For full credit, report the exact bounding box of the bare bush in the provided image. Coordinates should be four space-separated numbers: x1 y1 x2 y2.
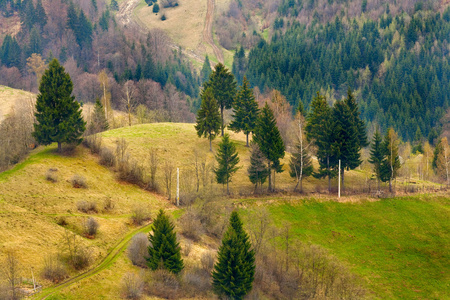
130 205 151 225
127 233 150 268
103 197 115 211
71 174 88 188
121 272 144 299
83 217 99 237
178 209 203 241
200 251 215 272
45 168 58 182
182 240 192 257
60 230 92 270
148 269 180 299
147 148 159 191
182 267 211 296
118 159 145 186
41 255 68 283
99 147 115 167
56 216 68 226
76 201 98 213
82 133 102 154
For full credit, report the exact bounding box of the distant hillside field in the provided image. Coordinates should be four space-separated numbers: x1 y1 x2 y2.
0 85 35 122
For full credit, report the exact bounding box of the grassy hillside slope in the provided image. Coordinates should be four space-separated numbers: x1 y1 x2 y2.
0 145 171 293
0 85 35 122
241 196 449 299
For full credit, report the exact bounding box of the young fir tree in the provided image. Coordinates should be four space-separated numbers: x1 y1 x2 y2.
368 129 384 191
332 89 367 190
253 103 285 192
228 77 259 147
33 59 86 152
214 134 240 194
204 63 237 136
305 92 336 192
212 211 255 300
290 114 313 194
89 98 109 134
200 55 212 84
147 209 183 274
380 128 401 192
195 87 221 151
247 143 269 193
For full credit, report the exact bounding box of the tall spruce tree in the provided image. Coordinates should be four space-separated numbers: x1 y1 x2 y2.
147 209 183 274
332 89 366 190
214 134 240 194
380 128 401 192
247 143 269 193
253 103 285 192
368 129 383 190
212 211 255 300
229 77 259 147
195 87 221 151
88 99 109 134
204 63 237 136
200 55 212 84
305 92 336 192
33 59 86 152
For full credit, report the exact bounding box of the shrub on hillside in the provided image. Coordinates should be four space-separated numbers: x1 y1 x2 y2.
83 217 99 237
152 3 159 13
121 272 144 299
83 134 102 154
60 230 92 270
130 205 151 225
42 255 68 283
46 168 58 182
178 209 203 241
103 197 115 211
182 267 211 296
71 174 88 188
99 147 115 167
127 233 150 268
148 269 180 299
76 200 98 213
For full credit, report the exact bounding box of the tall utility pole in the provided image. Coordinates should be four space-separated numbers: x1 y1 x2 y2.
176 168 180 206
338 159 341 199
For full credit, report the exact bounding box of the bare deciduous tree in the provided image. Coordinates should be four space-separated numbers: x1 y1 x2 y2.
164 161 174 200
1 251 21 300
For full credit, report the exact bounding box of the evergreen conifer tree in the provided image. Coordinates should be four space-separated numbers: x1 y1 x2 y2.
380 128 401 192
229 77 259 147
200 55 212 84
34 0 47 29
195 87 221 151
247 143 269 192
212 211 255 300
305 92 336 192
253 103 285 192
89 99 109 134
368 129 383 190
147 209 183 274
204 63 237 136
214 134 240 194
33 59 86 152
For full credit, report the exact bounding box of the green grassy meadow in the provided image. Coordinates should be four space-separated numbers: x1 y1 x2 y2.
244 196 450 299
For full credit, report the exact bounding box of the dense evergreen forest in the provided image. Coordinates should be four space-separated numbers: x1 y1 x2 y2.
0 0 199 120
231 2 450 141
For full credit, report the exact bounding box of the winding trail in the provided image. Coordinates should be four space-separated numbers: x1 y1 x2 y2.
33 222 154 300
203 0 223 63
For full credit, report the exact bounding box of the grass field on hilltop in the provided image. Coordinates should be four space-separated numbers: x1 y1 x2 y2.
238 195 450 299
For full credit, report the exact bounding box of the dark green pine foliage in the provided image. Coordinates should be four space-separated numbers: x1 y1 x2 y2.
229 77 259 147
33 59 86 152
0 35 21 68
253 103 285 192
214 134 240 194
34 0 47 29
380 128 401 192
110 0 119 10
368 129 383 190
147 209 184 274
195 87 221 151
231 46 246 86
212 211 255 300
305 92 336 192
247 143 269 192
200 55 212 84
204 63 237 136
332 88 367 189
28 27 42 56
432 139 443 170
